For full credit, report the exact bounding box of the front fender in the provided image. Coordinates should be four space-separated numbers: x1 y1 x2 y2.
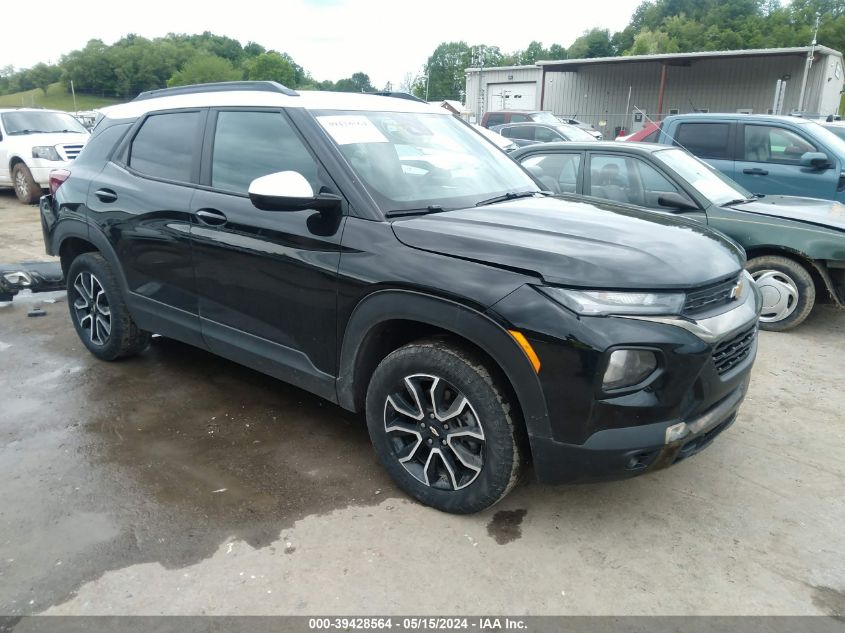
336 289 553 441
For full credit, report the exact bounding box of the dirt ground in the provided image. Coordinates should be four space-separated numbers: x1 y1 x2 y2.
0 190 55 264
0 191 843 617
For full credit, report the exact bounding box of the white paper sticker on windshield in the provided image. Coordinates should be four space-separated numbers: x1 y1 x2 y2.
317 115 387 145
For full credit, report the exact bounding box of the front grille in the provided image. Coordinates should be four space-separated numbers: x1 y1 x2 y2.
683 275 740 315
59 144 85 161
712 325 756 375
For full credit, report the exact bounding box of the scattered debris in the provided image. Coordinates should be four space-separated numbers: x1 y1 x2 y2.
212 488 227 493
27 306 46 317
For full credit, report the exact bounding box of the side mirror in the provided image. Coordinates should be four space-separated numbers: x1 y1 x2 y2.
800 152 832 169
657 191 698 211
248 171 342 212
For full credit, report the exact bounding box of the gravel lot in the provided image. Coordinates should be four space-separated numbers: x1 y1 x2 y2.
1 190 844 616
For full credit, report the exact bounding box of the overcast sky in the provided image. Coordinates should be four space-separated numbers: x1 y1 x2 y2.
2 0 642 88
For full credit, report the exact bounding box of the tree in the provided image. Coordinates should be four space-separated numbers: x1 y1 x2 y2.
334 72 375 93
167 54 242 87
568 29 616 59
627 28 680 54
27 63 60 95
422 41 472 101
247 51 296 86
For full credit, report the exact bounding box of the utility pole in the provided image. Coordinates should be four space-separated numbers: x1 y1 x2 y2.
797 13 821 113
70 80 78 113
475 45 486 123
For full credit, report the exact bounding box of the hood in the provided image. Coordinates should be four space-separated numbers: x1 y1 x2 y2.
728 196 845 232
392 197 744 289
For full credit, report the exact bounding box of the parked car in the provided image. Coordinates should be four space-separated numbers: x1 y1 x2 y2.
42 81 760 513
0 108 89 203
491 122 598 146
480 109 561 128
643 113 845 203
513 140 845 331
617 122 660 142
557 116 603 139
471 123 520 152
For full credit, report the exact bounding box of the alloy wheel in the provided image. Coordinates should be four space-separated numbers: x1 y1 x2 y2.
14 170 29 199
752 269 799 323
383 374 485 491
72 272 112 346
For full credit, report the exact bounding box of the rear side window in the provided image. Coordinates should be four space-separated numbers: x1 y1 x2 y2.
674 123 731 159
521 153 581 193
485 113 505 127
534 126 561 142
506 126 536 141
641 128 660 143
74 122 131 167
510 114 531 123
129 111 201 182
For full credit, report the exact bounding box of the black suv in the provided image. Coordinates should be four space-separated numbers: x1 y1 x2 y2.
41 82 761 514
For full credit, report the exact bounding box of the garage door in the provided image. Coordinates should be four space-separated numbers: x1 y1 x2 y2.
487 82 537 111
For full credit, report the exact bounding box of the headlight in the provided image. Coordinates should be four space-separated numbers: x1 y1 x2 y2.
603 349 658 390
539 286 685 316
32 146 61 161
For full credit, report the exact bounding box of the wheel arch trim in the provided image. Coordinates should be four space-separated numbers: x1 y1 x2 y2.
336 289 553 440
53 220 130 292
745 245 843 307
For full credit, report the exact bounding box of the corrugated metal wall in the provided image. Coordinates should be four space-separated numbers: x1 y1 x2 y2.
465 52 841 134
542 54 830 137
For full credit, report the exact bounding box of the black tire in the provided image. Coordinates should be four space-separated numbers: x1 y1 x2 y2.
365 338 524 514
66 252 151 360
747 255 815 332
12 163 41 204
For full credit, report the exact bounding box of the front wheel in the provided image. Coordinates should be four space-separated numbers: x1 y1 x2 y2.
747 255 815 332
365 339 524 514
12 163 41 204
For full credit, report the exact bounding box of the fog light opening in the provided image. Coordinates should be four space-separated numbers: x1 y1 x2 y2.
602 349 658 391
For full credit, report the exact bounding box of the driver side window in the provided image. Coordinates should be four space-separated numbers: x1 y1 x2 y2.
589 154 686 208
743 125 818 165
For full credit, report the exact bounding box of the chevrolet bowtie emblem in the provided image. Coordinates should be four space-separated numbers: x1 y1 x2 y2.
730 278 744 300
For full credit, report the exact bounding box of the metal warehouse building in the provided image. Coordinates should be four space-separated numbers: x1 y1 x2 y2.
465 46 844 137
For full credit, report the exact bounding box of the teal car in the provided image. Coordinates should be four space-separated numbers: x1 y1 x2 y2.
649 114 845 204
512 141 845 331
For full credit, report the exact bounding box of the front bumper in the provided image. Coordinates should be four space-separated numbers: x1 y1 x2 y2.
489 274 761 485
530 376 749 484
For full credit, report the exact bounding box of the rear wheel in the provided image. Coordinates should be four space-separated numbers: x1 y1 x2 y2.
365 339 524 514
12 163 40 204
747 255 815 332
67 253 151 360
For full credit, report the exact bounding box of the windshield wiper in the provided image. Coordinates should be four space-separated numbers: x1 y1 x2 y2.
11 129 46 135
385 205 449 218
475 191 538 207
723 196 758 206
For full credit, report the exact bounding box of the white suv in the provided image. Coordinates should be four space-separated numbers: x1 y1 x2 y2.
0 108 89 204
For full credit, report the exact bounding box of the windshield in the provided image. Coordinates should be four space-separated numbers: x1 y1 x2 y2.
822 124 845 142
0 111 88 135
801 120 845 155
531 112 561 125
316 111 538 212
558 125 597 142
654 147 752 205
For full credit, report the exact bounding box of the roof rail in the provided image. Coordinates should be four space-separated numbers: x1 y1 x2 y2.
132 81 299 102
369 91 427 104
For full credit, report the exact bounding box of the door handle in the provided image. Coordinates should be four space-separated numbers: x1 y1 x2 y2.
742 168 769 176
94 188 118 203
195 208 228 226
